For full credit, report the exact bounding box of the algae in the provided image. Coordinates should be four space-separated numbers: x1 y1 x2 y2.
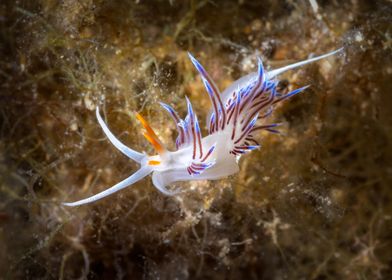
0 0 391 279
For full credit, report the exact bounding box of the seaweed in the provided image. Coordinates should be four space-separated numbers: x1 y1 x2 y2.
0 0 391 279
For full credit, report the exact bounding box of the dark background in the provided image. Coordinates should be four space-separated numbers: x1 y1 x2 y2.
0 0 391 279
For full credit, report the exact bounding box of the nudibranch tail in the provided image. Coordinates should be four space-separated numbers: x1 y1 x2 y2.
267 47 343 79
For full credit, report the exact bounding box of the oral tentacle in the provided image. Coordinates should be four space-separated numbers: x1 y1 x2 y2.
96 107 145 163
63 167 152 206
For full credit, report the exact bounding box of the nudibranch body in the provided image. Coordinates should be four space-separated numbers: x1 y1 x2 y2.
63 48 342 206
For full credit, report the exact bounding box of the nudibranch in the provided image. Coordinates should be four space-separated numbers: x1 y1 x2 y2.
63 48 342 206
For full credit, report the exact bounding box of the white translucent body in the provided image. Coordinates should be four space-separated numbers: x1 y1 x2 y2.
152 130 239 189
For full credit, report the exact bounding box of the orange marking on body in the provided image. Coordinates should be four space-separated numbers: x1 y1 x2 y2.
135 113 166 154
148 160 161 166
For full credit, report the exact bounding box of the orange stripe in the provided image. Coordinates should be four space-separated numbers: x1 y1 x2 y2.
136 113 161 142
143 132 165 154
148 160 161 166
135 113 166 154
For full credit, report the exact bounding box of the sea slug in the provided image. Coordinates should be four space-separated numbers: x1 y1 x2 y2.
63 48 342 206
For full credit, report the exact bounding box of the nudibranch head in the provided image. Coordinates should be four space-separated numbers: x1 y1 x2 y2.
63 48 342 206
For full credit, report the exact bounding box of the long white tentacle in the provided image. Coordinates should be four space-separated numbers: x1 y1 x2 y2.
267 47 343 79
63 167 152 207
96 107 145 163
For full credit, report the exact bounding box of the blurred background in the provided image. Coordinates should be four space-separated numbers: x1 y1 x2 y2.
0 0 391 279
